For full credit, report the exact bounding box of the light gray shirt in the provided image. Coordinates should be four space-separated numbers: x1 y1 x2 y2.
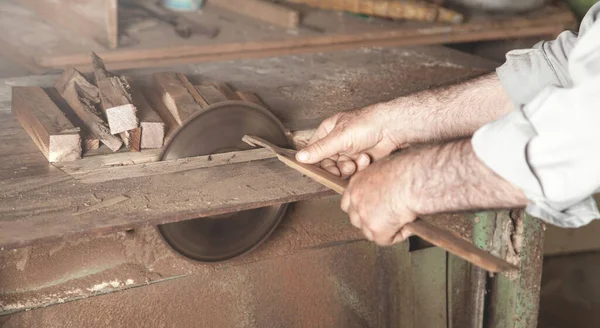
471 3 600 228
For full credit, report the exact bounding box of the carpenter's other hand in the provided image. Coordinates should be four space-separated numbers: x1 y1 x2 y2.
295 104 405 178
340 156 416 245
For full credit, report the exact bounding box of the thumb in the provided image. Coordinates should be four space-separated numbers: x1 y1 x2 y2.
296 131 345 164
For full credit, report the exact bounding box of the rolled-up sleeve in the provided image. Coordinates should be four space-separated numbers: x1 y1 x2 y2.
472 3 600 228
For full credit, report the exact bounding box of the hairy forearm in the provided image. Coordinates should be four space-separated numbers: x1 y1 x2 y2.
396 139 528 215
380 72 513 144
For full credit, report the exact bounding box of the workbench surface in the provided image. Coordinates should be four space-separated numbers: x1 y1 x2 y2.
0 46 496 249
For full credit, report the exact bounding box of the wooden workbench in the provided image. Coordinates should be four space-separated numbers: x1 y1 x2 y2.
0 46 544 327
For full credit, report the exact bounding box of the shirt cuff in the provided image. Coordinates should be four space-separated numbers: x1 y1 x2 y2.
496 47 564 107
471 111 600 228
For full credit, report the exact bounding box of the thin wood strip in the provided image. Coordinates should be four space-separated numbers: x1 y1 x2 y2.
243 135 517 273
56 148 276 184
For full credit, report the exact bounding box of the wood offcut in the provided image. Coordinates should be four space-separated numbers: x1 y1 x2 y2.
11 87 81 162
131 87 165 149
92 53 138 136
243 135 517 273
55 67 123 151
152 72 204 125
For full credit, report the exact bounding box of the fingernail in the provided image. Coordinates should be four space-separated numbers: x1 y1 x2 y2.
342 165 353 173
296 151 309 161
359 154 370 165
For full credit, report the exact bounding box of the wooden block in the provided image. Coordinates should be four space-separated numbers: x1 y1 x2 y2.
44 87 100 152
153 72 204 124
55 68 123 151
131 87 165 149
92 53 138 135
84 138 100 151
11 87 81 162
119 128 141 152
212 82 239 100
143 87 179 140
175 73 209 108
211 0 299 29
236 91 266 108
194 84 228 105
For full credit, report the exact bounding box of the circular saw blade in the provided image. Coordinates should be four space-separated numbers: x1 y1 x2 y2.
157 101 291 262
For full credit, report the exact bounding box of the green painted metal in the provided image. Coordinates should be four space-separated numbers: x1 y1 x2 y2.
473 211 545 328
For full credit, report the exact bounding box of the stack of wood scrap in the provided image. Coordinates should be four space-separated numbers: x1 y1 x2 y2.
12 53 166 162
11 52 278 163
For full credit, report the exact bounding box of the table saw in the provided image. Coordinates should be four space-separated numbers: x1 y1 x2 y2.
0 46 544 328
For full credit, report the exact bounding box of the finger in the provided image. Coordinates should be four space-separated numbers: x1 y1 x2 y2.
341 190 351 213
320 158 341 177
296 131 346 164
348 211 362 229
392 227 413 244
307 116 337 145
362 227 374 241
337 156 357 178
355 153 371 172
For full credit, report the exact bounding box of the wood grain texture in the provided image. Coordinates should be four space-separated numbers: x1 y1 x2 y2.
211 0 299 28
0 46 496 249
130 87 165 149
44 87 100 152
11 87 81 162
29 4 575 72
194 84 228 105
57 148 275 184
153 72 204 124
92 53 138 134
175 73 209 108
55 68 123 151
16 0 118 49
236 91 266 108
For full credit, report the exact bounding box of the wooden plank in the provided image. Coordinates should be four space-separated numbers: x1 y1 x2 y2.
153 72 204 125
175 73 209 108
131 87 165 149
55 68 123 151
31 4 575 71
194 84 228 105
236 91 266 107
92 53 138 135
212 82 239 100
211 0 299 29
16 0 118 49
56 148 276 184
11 87 81 162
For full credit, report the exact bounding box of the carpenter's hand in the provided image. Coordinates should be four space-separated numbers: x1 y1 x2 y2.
295 104 406 178
341 156 416 245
